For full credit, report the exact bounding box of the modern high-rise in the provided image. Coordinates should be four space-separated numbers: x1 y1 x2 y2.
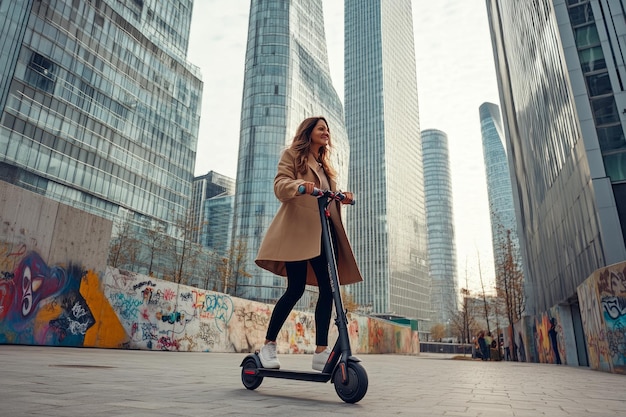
421 129 458 326
345 0 430 323
232 0 349 304
479 103 524 297
192 171 235 256
486 0 626 319
0 1 202 233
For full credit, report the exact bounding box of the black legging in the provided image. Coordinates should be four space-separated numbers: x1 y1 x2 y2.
265 252 334 346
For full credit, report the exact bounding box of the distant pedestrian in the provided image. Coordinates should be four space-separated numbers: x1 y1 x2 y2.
477 331 489 361
548 318 562 365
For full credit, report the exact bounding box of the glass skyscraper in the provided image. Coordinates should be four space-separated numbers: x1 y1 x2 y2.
421 129 458 326
345 0 430 322
232 0 349 304
479 102 524 296
486 0 626 316
0 0 202 232
192 171 235 256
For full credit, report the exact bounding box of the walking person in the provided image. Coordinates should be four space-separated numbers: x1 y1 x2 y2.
548 318 562 364
255 116 363 371
478 331 489 361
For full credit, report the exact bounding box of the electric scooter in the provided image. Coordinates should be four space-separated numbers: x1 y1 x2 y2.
240 186 368 403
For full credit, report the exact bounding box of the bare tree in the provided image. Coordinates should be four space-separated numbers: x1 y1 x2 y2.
477 249 491 334
202 250 223 291
108 212 140 270
165 209 208 285
494 228 525 361
429 323 446 342
449 262 480 344
224 239 252 295
142 217 166 277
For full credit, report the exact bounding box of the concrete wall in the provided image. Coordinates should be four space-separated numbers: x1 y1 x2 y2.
0 182 419 353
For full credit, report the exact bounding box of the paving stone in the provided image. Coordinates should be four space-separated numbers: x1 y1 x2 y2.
1 345 625 417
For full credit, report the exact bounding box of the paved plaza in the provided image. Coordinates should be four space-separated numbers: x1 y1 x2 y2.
0 345 624 417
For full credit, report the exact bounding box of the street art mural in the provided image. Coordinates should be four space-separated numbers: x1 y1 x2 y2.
578 263 626 374
1 252 419 354
0 248 92 345
0 244 125 348
533 310 566 365
101 267 419 354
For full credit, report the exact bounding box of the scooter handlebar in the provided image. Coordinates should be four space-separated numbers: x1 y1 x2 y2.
297 185 355 204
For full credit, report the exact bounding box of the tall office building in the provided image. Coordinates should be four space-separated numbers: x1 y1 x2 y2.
192 171 235 256
421 129 458 326
0 1 202 233
232 0 349 303
479 103 524 298
345 0 430 322
486 0 626 319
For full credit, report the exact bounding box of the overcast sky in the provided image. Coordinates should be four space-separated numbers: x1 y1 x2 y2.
187 0 501 292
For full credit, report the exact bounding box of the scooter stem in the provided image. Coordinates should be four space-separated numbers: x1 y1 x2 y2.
317 196 352 363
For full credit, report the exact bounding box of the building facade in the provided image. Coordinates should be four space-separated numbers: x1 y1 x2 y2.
487 0 626 364
232 0 349 304
421 129 458 327
192 171 235 256
345 0 430 322
479 102 524 302
0 0 202 235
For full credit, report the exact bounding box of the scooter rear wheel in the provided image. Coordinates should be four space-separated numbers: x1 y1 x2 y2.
241 357 263 390
333 362 368 403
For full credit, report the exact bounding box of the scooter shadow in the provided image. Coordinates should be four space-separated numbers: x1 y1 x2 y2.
232 387 364 407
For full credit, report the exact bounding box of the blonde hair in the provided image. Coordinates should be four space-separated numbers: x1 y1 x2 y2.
290 116 337 181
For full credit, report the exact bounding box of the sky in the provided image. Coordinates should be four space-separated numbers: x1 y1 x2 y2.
187 0 502 293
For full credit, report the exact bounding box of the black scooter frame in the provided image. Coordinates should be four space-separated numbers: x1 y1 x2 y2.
240 190 363 385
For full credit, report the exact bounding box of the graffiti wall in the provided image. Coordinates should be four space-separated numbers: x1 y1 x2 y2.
577 262 626 374
99 267 418 354
1 261 419 354
0 182 418 354
502 261 626 374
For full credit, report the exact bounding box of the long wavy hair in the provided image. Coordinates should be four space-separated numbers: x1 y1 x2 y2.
290 116 337 181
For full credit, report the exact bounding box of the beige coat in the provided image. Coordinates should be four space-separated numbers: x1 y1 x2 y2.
255 148 363 286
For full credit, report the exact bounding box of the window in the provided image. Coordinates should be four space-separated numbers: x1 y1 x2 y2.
578 47 606 73
575 25 600 48
26 52 56 93
586 72 612 97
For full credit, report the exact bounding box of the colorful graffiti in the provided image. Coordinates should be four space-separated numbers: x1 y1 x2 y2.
578 265 626 374
0 250 96 345
533 311 565 365
1 248 419 354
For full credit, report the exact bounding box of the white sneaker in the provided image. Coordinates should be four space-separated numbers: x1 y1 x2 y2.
259 342 280 369
312 348 331 371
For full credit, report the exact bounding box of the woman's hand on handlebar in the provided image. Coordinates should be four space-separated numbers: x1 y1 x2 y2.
299 181 316 195
340 191 354 205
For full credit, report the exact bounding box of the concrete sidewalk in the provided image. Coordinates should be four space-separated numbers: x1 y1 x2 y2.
0 345 624 417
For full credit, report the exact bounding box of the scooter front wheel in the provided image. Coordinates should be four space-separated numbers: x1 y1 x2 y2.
241 357 263 390
333 361 368 403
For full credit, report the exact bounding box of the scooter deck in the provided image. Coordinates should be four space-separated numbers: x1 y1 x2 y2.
255 367 332 383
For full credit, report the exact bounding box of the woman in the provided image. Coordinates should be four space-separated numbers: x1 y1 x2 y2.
255 116 363 371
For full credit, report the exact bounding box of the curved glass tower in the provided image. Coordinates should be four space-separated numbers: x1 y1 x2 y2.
479 102 523 292
345 0 429 322
233 0 349 303
422 129 458 326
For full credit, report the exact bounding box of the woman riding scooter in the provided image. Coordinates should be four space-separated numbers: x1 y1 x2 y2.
255 116 363 371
